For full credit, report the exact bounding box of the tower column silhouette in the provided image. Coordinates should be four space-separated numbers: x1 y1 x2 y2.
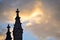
5 24 12 40
13 9 23 40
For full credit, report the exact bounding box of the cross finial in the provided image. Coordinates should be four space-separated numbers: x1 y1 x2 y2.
16 8 20 17
17 8 19 11
16 8 19 13
7 24 10 28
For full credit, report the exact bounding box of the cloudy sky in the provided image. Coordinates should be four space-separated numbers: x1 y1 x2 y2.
0 0 60 40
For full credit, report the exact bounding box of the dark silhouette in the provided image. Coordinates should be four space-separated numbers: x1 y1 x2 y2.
5 24 12 40
13 9 23 40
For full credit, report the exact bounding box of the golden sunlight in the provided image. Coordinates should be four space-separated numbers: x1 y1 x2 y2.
7 1 44 23
29 5 44 24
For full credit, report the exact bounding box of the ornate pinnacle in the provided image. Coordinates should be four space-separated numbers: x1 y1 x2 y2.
7 24 10 28
16 9 20 17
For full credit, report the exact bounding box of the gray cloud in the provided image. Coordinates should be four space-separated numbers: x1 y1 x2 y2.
41 0 60 21
0 0 35 23
25 0 60 40
0 0 36 40
0 0 60 40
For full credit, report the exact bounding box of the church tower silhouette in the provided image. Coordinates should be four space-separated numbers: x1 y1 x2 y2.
5 24 12 40
13 9 23 40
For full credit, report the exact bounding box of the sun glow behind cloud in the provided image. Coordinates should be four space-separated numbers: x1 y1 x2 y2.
5 1 44 24
0 0 60 40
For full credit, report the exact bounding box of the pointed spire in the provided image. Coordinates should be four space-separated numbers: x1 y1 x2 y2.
7 24 10 32
13 9 23 40
5 24 12 40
